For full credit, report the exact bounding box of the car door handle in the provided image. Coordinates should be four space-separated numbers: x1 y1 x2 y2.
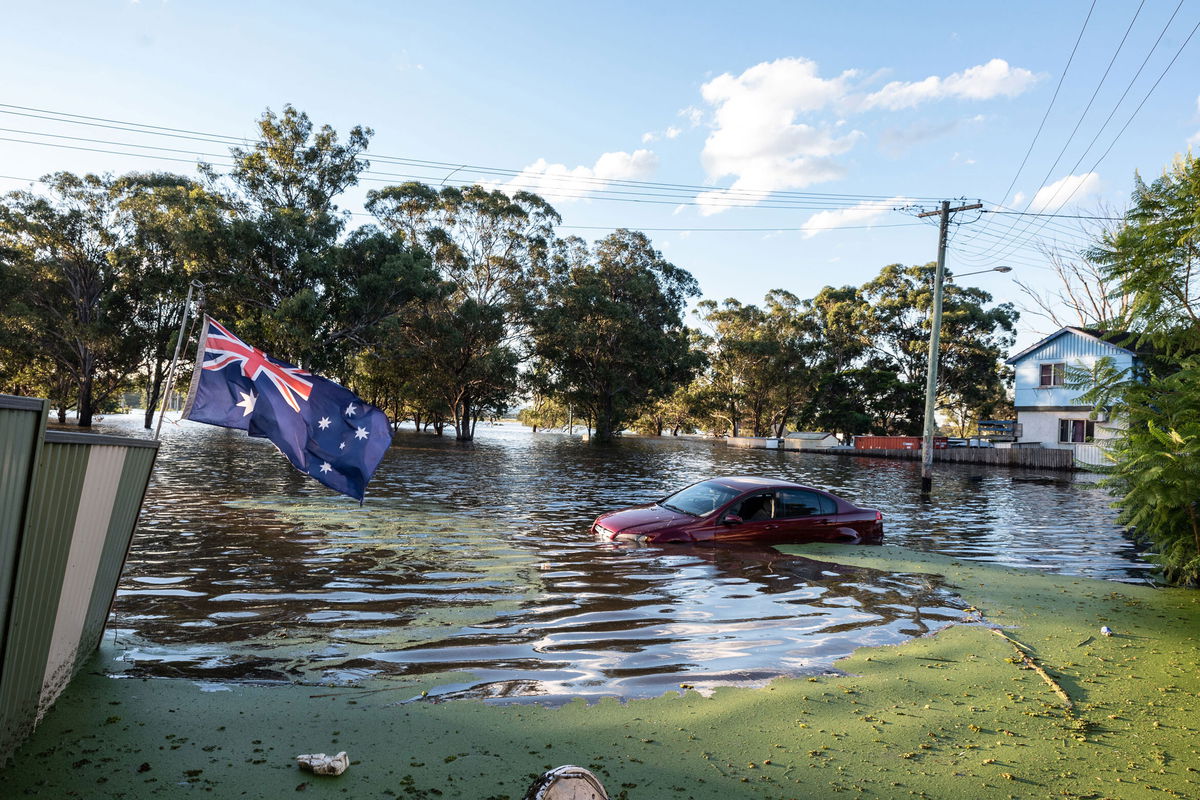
763 524 779 530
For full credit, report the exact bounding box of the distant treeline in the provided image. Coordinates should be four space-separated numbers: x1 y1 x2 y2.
0 105 1016 442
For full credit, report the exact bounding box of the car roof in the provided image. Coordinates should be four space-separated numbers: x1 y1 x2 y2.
703 476 811 492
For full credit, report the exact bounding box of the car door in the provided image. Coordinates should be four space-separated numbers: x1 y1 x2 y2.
715 491 778 543
772 489 840 542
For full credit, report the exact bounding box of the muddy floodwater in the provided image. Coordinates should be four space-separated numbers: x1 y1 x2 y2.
103 417 1147 702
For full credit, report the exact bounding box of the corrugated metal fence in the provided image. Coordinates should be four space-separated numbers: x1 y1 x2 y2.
0 395 158 762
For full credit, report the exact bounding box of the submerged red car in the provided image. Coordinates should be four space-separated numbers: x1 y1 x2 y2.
592 476 883 545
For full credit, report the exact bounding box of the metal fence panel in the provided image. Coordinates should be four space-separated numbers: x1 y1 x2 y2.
0 412 159 762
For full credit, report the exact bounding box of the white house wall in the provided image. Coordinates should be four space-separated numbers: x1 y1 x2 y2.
1018 410 1124 450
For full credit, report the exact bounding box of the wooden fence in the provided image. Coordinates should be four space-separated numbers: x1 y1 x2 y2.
808 446 1077 471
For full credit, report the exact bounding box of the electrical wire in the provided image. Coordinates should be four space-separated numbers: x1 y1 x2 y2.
993 0 1097 208
967 1 1189 260
0 102 945 205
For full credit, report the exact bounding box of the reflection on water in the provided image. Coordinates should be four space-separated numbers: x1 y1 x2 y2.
103 416 1145 701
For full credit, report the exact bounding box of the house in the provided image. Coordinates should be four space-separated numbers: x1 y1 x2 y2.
1004 327 1142 451
783 432 841 450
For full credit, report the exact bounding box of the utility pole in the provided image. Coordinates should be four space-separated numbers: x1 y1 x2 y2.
915 201 981 497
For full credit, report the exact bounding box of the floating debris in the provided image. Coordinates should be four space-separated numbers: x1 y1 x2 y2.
1100 626 1113 636
523 765 608 800
295 751 350 776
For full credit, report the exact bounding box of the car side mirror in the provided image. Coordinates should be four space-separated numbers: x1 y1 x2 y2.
722 513 743 525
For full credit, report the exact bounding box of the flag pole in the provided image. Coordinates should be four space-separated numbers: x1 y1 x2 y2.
154 281 204 440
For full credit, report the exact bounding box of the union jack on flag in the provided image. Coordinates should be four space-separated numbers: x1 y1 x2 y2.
200 318 313 413
182 317 392 501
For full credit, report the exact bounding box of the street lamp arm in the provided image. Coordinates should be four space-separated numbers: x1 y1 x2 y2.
953 266 1014 278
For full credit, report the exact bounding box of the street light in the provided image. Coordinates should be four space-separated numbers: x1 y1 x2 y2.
919 265 1014 497
950 265 1013 280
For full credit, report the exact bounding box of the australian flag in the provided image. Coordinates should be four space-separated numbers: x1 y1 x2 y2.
181 317 392 501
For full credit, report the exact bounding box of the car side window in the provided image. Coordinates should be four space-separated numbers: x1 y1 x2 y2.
818 493 837 515
775 489 825 518
734 493 774 521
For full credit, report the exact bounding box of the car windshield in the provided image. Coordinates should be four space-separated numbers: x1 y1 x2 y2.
659 481 741 516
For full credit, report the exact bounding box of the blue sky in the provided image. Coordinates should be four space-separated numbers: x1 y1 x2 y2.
3 1 1198 349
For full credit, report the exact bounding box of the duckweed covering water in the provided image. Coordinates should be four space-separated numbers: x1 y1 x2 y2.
7 545 1197 799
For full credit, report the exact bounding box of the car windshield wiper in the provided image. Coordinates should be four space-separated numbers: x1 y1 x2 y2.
659 501 697 516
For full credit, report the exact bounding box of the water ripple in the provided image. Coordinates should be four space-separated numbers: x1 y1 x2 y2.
100 416 1146 701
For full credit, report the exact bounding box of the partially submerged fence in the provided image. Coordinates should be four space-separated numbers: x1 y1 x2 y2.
0 396 158 761
725 435 1077 471
822 446 1077 471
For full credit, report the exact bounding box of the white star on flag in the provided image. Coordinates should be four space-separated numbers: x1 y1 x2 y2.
319 462 332 474
236 390 257 416
339 442 345 450
355 426 369 440
317 416 332 430
345 403 357 417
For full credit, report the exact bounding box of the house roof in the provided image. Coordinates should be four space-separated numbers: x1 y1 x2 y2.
1005 326 1143 365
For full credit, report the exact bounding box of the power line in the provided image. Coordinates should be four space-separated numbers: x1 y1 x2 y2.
993 0 1097 208
967 1 1188 260
0 129 931 212
0 102 943 205
982 210 1124 220
0 134 919 211
2 173 925 235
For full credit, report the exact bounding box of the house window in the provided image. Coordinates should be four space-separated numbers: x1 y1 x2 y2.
1059 419 1095 444
1040 362 1066 386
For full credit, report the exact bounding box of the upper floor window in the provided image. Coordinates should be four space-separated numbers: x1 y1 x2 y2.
1059 419 1095 443
1040 362 1066 387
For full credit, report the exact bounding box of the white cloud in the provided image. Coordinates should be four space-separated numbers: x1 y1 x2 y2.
800 196 911 238
679 106 704 127
695 58 865 215
1028 172 1100 213
861 58 1039 111
691 57 1036 214
642 125 683 144
499 150 658 202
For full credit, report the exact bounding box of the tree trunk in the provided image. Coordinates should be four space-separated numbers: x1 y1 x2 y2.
592 394 616 444
455 394 474 442
143 358 167 430
57 406 67 424
77 374 95 427
729 400 740 437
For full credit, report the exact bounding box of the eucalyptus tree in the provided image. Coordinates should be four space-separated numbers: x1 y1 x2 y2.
111 172 233 427
530 230 700 444
366 182 559 440
860 263 1016 434
203 105 374 371
0 172 141 425
694 298 773 436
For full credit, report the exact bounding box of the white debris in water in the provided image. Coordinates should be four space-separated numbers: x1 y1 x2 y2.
296 751 350 776
1100 626 1113 636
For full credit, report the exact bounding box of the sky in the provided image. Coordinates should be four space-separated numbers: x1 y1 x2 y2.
2 1 1198 350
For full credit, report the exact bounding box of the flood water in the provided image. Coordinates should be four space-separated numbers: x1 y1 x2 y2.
103 416 1147 702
